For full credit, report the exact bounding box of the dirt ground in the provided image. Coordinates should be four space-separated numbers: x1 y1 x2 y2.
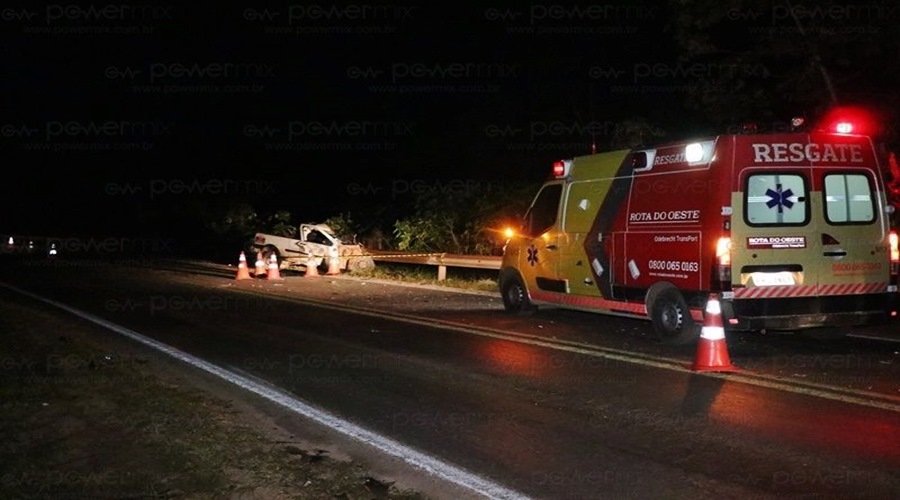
0 280 434 500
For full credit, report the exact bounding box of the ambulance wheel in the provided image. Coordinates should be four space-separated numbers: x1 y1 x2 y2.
501 273 536 314
646 284 699 345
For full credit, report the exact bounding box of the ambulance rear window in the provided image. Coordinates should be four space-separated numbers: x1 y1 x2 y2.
823 173 875 224
745 173 809 226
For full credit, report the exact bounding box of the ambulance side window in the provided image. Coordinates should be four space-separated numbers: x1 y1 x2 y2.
824 173 875 224
523 184 563 237
745 173 808 226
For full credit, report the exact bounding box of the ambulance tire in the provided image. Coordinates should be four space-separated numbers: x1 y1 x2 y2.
501 273 536 315
646 284 700 345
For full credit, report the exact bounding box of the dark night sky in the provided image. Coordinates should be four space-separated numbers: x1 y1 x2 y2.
3 1 897 243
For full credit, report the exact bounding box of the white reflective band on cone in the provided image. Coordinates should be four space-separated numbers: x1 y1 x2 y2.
700 324 725 340
700 297 725 340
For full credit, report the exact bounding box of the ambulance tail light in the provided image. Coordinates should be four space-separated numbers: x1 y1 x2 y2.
715 236 732 286
890 230 899 276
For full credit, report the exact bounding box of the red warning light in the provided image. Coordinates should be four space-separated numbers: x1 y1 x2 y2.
552 160 573 178
834 122 854 134
816 106 879 136
552 161 566 177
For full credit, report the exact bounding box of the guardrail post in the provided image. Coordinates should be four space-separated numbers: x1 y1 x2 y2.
438 265 447 281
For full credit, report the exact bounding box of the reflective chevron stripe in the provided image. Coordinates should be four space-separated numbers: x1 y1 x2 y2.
734 282 888 299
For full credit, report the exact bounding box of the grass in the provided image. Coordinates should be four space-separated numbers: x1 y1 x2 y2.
0 291 428 500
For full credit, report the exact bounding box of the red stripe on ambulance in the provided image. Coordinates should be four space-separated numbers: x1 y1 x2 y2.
531 290 705 322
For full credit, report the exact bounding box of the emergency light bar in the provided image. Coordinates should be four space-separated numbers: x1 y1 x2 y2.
552 159 573 178
817 105 877 136
834 122 854 134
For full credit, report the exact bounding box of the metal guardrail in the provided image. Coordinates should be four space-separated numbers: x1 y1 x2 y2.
365 250 501 280
1 233 503 281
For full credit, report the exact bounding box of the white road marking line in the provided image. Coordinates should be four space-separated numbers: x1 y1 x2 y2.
848 333 900 344
223 287 900 414
1 283 531 500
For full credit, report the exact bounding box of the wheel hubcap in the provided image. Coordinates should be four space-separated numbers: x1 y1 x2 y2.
662 306 683 331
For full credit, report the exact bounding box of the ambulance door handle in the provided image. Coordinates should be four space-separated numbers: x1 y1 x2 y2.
546 244 558 250
823 250 846 257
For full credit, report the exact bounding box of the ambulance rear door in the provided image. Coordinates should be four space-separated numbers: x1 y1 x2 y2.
814 141 890 306
731 134 890 328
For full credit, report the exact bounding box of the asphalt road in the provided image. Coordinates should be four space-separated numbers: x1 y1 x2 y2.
1 257 899 499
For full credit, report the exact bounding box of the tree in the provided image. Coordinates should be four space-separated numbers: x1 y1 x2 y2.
392 180 537 255
610 117 668 149
322 212 359 243
665 0 900 138
208 202 258 239
265 210 295 237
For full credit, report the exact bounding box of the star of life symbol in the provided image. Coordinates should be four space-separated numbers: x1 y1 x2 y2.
527 245 539 266
765 183 795 213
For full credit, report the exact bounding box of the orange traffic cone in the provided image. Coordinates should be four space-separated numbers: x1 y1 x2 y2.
266 253 283 280
325 250 341 276
305 255 320 278
691 293 739 373
254 251 267 277
235 251 252 280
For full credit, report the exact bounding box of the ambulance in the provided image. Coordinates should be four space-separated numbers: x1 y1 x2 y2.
499 119 899 344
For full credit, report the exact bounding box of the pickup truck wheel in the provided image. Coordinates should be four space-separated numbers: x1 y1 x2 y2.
347 256 375 272
501 273 536 315
261 245 281 268
646 284 699 345
244 244 260 263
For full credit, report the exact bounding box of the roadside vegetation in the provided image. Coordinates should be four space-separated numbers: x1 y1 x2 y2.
0 295 428 500
197 181 538 264
196 183 526 296
348 262 500 294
